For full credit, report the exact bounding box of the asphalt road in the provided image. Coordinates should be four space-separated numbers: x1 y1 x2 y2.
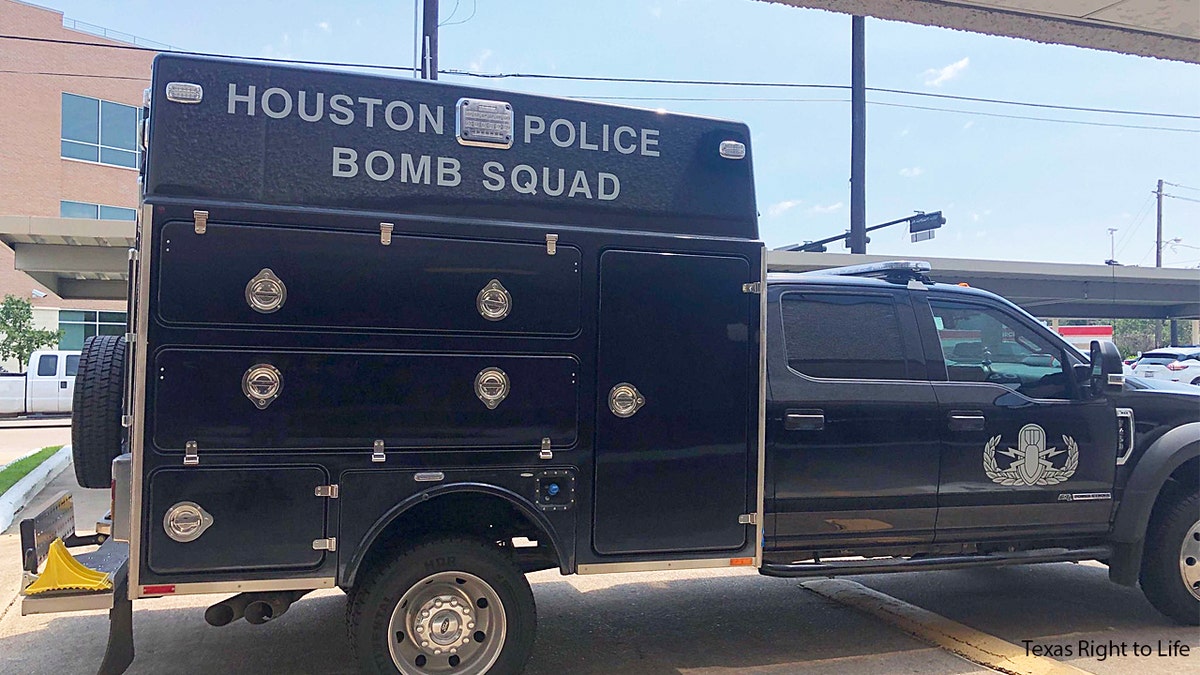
1 470 1197 674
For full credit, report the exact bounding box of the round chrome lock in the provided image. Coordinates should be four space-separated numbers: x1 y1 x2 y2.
476 279 512 321
163 501 213 543
608 383 645 418
245 268 287 314
242 363 283 410
474 368 510 409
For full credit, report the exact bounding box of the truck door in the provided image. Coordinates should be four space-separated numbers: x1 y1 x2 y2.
593 250 757 555
920 296 1118 541
27 353 59 413
61 354 79 413
766 286 941 550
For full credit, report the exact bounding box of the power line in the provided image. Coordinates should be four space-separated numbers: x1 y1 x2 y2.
1163 193 1200 203
576 94 1198 133
1164 181 1200 192
1 32 1196 121
1115 193 1154 257
440 0 478 27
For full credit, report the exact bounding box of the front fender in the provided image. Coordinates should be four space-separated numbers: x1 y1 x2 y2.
1108 422 1199 586
342 482 570 587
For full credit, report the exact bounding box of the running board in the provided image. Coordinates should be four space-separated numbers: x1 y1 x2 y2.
760 546 1111 578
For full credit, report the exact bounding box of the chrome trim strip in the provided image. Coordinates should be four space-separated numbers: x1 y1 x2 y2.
140 577 336 597
577 559 750 575
128 203 154 598
22 592 114 615
1115 407 1135 465
754 243 767 568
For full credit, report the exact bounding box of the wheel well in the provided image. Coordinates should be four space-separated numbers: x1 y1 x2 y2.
1142 456 1200 561
348 491 563 588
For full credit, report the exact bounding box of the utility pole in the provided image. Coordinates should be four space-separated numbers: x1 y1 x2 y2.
1156 179 1163 267
849 16 867 254
420 0 439 80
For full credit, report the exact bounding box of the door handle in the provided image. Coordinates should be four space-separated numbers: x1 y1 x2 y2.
785 410 825 431
948 411 986 432
60 381 68 389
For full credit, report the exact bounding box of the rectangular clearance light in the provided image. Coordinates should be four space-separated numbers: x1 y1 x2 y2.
165 82 203 104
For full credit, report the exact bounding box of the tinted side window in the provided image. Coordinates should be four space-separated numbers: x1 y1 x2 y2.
37 355 58 377
66 355 81 376
781 292 910 380
929 299 1071 399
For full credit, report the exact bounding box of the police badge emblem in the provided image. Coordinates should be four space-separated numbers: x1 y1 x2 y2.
983 423 1079 486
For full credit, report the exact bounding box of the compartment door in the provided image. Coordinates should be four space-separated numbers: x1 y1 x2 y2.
593 250 754 555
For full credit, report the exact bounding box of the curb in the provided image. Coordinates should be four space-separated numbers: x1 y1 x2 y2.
0 446 72 534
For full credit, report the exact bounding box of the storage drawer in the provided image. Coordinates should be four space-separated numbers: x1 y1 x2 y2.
151 349 579 452
157 221 581 335
146 466 327 574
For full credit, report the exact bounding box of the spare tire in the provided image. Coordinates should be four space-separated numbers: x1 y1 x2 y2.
72 335 127 489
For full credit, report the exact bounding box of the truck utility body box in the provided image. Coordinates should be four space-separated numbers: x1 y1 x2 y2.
127 54 764 592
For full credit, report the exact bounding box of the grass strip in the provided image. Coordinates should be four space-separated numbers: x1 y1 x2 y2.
0 445 64 495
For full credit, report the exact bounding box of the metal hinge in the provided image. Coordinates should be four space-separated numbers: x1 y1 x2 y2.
545 234 558 255
121 414 132 428
193 210 208 235
372 439 386 463
741 282 762 294
183 440 199 466
539 437 553 461
738 513 758 525
128 248 138 262
380 222 394 246
314 485 339 499
312 538 337 551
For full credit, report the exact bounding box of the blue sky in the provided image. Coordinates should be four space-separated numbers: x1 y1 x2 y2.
41 0 1200 266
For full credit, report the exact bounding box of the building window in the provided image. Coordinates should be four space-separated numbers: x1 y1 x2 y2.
59 310 127 351
60 200 137 221
61 93 139 169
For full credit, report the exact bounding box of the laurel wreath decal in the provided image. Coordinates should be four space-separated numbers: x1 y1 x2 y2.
983 432 1079 486
1041 435 1080 485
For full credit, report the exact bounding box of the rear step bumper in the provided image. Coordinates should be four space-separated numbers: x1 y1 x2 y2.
17 492 134 675
760 545 1112 577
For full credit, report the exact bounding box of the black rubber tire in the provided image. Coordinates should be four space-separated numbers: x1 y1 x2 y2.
347 537 536 675
1140 489 1200 625
71 335 127 489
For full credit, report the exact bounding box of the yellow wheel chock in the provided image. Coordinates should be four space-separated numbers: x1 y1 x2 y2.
22 538 112 595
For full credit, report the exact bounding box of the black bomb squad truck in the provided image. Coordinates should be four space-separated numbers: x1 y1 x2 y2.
15 54 1199 675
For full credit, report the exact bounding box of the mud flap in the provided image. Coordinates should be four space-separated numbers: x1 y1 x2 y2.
96 573 134 675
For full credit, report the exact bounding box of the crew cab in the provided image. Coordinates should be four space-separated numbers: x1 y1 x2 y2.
14 55 1198 675
0 349 80 416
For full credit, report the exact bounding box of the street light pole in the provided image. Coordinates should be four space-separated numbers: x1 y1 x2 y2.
849 16 867 254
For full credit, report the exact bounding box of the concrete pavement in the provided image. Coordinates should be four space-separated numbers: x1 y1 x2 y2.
0 424 71 468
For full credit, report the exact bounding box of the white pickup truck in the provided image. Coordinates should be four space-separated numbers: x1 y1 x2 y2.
0 350 81 415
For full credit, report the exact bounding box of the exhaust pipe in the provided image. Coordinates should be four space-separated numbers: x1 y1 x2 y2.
243 590 311 625
205 593 254 627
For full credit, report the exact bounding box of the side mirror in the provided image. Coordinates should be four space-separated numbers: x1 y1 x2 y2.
1090 340 1124 393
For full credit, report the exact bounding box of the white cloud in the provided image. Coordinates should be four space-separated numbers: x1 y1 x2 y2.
767 199 802 217
317 21 331 33
899 128 910 137
962 120 975 130
923 57 969 87
899 167 923 178
469 48 493 72
650 6 662 17
809 202 844 214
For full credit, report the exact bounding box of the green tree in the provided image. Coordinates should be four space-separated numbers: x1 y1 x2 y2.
0 295 64 372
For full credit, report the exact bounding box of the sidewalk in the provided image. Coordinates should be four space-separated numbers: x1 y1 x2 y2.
0 426 71 468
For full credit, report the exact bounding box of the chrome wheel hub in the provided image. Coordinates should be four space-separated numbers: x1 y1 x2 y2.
1181 518 1200 601
388 571 506 674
